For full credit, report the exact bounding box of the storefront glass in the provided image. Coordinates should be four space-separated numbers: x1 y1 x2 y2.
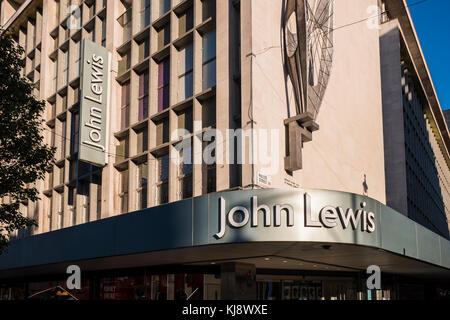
257 276 359 300
99 273 214 300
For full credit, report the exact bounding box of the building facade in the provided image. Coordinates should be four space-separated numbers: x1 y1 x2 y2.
0 0 449 300
379 3 450 239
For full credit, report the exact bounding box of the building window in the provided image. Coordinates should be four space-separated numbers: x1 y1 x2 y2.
62 25 69 43
156 154 169 204
116 136 129 163
52 33 58 51
52 58 58 92
61 120 66 159
136 127 148 154
88 24 96 42
137 161 148 209
157 24 171 50
202 0 216 21
57 191 64 229
93 173 102 220
75 41 81 78
179 7 193 36
140 0 151 29
177 107 193 136
73 86 80 105
48 167 54 190
158 58 170 111
62 94 68 112
178 43 193 102
58 165 65 186
178 146 193 199
138 38 150 62
31 19 36 48
203 141 216 194
88 2 96 20
69 159 77 181
121 81 130 129
55 0 61 26
159 0 171 17
119 170 129 213
78 161 90 179
138 72 149 121
202 98 216 128
70 112 79 154
68 186 76 226
155 119 169 145
202 30 216 90
118 51 130 74
62 50 68 87
47 170 53 190
50 101 56 118
118 5 132 43
203 163 216 194
50 127 56 148
101 18 107 47
80 180 90 224
48 196 53 231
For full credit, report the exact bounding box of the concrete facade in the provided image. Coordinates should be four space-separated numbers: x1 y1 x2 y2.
1 0 448 242
379 20 408 216
379 5 450 239
1 0 392 239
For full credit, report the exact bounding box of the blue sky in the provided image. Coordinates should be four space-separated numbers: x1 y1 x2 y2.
407 0 450 110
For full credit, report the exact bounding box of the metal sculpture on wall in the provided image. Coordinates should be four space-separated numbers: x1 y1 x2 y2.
282 0 334 172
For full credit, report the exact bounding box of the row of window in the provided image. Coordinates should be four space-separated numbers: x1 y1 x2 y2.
43 1 108 232
118 30 216 128
116 96 215 162
119 0 215 37
16 7 43 54
15 7 43 96
115 1 218 213
50 17 106 93
36 0 221 232
47 172 102 231
118 148 216 212
402 69 450 238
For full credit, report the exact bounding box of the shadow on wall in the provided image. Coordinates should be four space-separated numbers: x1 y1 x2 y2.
403 85 450 240
379 27 449 240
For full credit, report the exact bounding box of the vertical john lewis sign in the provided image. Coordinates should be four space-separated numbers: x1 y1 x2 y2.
79 39 110 166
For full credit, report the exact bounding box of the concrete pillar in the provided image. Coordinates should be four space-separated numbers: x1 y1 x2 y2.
240 0 253 188
379 20 408 216
220 262 257 300
215 0 230 191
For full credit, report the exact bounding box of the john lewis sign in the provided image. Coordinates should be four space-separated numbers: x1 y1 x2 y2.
79 39 110 166
214 193 376 239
